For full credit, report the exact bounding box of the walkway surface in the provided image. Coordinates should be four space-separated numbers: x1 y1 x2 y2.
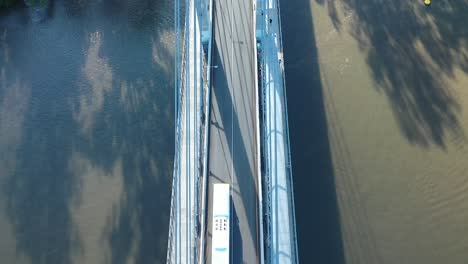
261 0 298 262
204 0 259 263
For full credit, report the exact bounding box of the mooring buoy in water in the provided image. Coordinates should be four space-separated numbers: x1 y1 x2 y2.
424 0 431 6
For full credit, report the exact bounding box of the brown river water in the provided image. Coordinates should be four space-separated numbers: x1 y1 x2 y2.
281 0 468 263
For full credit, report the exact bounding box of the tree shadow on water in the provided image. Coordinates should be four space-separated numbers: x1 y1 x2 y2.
0 0 175 263
279 0 467 262
318 0 468 148
74 0 175 263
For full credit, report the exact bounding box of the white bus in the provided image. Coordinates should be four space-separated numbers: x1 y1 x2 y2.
211 183 230 264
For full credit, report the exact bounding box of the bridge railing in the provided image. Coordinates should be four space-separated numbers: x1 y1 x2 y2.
253 1 266 264
166 0 188 261
197 0 213 262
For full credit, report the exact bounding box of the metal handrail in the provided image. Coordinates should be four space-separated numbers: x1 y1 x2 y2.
198 0 214 261
166 0 189 261
252 1 266 263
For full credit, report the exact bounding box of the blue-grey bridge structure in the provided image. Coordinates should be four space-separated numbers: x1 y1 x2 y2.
166 0 298 263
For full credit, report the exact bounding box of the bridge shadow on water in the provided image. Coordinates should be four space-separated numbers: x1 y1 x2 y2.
0 1 174 263
279 0 346 263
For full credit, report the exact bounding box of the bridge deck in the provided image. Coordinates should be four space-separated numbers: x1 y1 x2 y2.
204 0 260 263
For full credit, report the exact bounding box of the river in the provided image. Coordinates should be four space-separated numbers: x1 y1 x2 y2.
281 0 468 263
2 0 468 264
0 1 174 263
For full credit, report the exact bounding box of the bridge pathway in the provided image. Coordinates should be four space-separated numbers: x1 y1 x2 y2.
204 0 260 263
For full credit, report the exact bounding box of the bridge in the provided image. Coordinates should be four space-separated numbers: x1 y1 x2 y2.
166 0 298 263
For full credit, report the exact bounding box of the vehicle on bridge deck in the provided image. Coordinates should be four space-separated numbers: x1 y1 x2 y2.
211 183 231 264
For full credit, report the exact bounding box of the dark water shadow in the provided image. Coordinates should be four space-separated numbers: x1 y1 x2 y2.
316 0 468 148
0 0 26 16
0 0 174 263
279 0 346 263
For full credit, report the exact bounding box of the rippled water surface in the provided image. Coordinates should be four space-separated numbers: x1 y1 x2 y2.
281 0 468 263
0 1 174 263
